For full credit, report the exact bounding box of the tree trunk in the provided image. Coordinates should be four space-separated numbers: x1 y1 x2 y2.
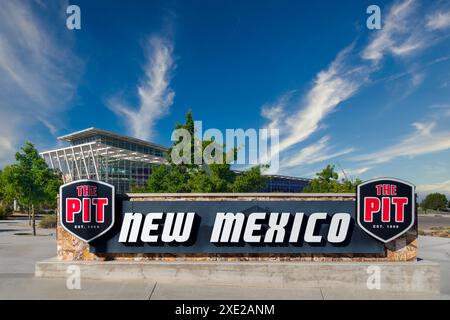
27 206 31 226
32 204 36 236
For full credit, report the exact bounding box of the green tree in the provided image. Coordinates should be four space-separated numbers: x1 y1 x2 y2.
187 170 214 192
303 164 361 193
0 170 13 219
0 166 17 203
167 110 197 168
2 142 62 235
0 170 4 204
230 166 268 192
140 111 268 193
0 167 18 219
421 193 448 212
0 170 3 201
146 165 190 193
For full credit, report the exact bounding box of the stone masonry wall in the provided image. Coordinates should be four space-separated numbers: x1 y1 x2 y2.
57 193 417 262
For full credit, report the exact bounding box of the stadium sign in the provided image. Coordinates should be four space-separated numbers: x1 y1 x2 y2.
357 178 415 243
60 180 115 242
59 178 415 254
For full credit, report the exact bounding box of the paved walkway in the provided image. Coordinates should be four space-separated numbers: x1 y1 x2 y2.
1 277 449 300
0 219 449 299
0 220 55 274
417 235 450 296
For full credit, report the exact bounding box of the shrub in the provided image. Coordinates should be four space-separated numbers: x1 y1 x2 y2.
0 203 13 219
421 193 448 211
39 214 57 228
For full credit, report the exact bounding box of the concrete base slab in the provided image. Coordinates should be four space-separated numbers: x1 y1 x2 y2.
35 259 440 294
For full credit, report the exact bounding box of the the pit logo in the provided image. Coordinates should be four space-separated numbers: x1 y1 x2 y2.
60 180 115 242
357 178 415 243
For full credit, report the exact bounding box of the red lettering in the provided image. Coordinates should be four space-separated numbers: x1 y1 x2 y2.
76 185 98 197
392 197 408 222
66 198 81 223
381 197 391 222
375 185 382 195
391 185 397 196
364 197 380 222
82 198 91 222
92 198 108 223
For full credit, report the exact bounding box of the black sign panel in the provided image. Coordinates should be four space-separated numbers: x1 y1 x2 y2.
89 200 384 254
357 178 415 243
59 180 115 242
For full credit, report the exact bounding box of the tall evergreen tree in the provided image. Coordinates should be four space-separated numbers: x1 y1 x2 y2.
141 111 268 193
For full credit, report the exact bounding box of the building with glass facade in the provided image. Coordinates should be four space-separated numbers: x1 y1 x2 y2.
263 175 311 193
40 128 168 193
40 128 310 194
232 171 310 193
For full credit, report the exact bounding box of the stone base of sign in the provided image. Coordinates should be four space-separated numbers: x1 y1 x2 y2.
56 193 418 262
35 258 439 294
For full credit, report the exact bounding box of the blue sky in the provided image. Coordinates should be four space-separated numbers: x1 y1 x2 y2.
0 0 450 197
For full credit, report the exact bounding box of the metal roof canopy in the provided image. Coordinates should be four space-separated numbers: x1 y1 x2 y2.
41 142 166 163
39 141 167 183
58 127 168 152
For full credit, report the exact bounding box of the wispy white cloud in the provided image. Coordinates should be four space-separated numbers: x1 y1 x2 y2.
377 54 450 84
260 94 291 131
383 69 425 107
426 10 450 30
417 179 450 197
0 1 77 107
263 44 370 158
428 103 450 109
0 0 80 165
283 136 354 168
108 36 175 141
352 121 450 164
362 0 424 62
337 166 371 180
410 71 425 87
262 0 448 174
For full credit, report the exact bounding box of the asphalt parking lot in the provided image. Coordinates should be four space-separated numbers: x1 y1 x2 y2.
0 217 449 300
418 214 450 229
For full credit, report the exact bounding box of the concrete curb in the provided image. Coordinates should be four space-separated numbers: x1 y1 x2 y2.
35 259 440 294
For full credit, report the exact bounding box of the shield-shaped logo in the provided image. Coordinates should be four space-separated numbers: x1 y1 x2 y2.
59 179 115 242
357 178 415 243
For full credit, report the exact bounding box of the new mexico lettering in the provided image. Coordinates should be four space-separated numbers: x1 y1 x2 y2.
118 211 351 245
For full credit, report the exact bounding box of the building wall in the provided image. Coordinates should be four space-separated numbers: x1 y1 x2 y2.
263 177 310 192
56 193 417 262
97 158 155 193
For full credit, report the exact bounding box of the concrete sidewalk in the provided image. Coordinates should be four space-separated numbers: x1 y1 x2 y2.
417 236 450 296
0 277 448 300
1 219 450 299
0 220 55 274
